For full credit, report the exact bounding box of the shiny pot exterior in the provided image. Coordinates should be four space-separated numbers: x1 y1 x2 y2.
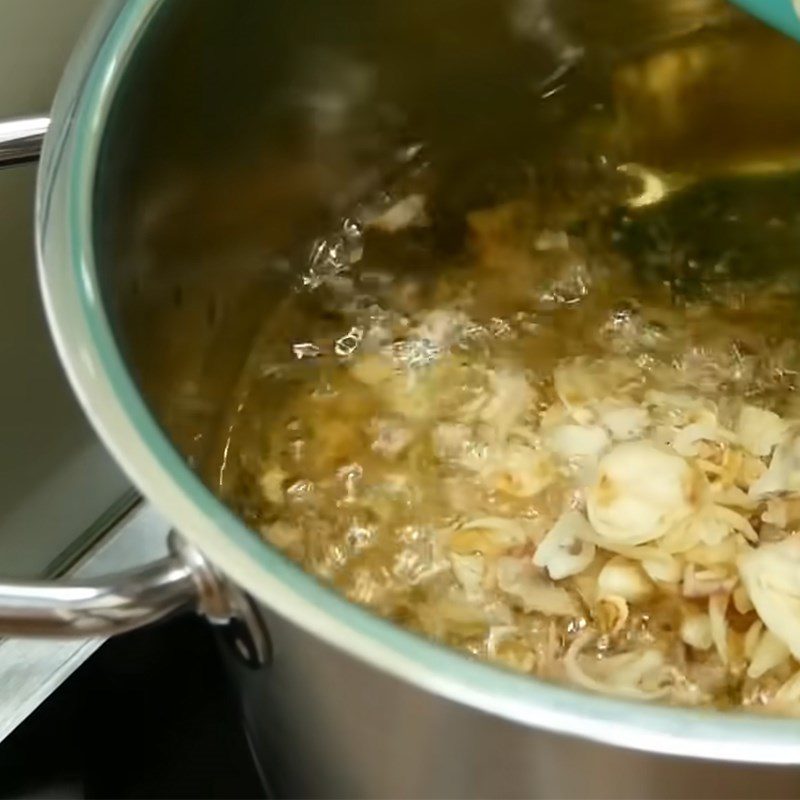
227 600 800 799
35 0 800 794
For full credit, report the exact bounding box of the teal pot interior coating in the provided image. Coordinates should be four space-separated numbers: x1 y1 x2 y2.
730 0 800 42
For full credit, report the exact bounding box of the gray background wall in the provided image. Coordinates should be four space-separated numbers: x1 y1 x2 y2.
0 0 130 577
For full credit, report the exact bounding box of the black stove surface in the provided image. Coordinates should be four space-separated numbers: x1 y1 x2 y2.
0 617 267 799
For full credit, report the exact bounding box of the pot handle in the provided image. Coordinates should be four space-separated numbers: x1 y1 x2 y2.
0 526 269 666
0 116 268 666
0 115 49 168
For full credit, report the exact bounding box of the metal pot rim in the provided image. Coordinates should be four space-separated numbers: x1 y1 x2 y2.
36 0 800 763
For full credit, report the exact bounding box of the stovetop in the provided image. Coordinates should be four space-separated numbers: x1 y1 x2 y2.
0 617 267 799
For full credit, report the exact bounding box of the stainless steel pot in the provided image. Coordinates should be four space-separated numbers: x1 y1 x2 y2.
3 1 800 796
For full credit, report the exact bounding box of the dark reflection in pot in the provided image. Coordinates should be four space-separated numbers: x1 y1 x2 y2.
94 0 800 470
